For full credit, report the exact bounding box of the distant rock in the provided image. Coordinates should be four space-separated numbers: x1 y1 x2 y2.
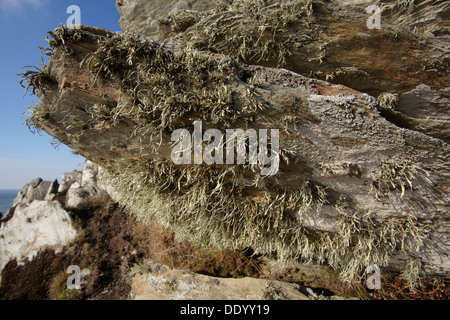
65 161 107 208
0 162 109 281
44 179 59 201
0 200 77 274
13 178 59 207
65 181 103 208
58 170 82 193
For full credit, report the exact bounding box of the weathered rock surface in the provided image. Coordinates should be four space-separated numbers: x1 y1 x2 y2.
13 178 59 207
21 0 449 285
131 261 310 300
65 161 107 208
58 170 82 193
116 0 215 38
117 0 449 100
0 200 77 274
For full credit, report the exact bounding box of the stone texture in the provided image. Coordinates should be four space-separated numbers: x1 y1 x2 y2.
116 0 215 38
130 261 310 300
13 178 60 207
0 200 77 273
58 170 82 193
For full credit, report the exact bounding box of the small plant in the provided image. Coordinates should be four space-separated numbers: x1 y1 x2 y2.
401 258 422 290
18 57 55 96
24 102 51 133
378 92 399 110
260 283 285 300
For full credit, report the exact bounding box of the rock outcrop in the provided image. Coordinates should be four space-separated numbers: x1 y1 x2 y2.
19 0 449 286
65 161 107 208
58 171 82 193
13 178 59 207
0 200 77 274
130 261 311 300
0 161 107 278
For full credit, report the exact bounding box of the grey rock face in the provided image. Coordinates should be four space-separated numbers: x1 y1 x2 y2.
116 0 215 39
130 261 310 300
13 178 60 207
0 200 77 274
58 170 82 193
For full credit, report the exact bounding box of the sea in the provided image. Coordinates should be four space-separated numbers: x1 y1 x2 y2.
0 190 19 217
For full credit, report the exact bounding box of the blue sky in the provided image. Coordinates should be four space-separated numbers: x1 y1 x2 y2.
0 0 120 189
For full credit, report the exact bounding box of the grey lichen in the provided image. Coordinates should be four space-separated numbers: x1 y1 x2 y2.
371 158 430 201
23 25 437 289
98 157 430 284
161 0 317 67
378 92 399 110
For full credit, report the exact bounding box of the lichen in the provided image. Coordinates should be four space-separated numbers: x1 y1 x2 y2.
371 158 430 201
78 31 262 149
161 0 317 67
24 26 433 289
378 92 399 110
97 157 429 285
401 257 422 289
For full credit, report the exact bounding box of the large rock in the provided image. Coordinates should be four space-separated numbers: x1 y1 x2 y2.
58 170 82 193
20 0 449 285
65 161 107 208
130 261 310 300
117 0 449 102
13 178 59 206
116 0 215 38
0 200 77 273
